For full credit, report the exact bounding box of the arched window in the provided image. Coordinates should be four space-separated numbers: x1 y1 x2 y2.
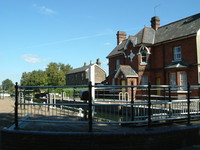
137 45 150 65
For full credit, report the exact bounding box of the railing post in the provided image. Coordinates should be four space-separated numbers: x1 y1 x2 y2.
148 82 152 128
88 81 93 132
131 84 134 121
15 82 19 129
187 82 191 125
168 86 172 119
73 87 76 102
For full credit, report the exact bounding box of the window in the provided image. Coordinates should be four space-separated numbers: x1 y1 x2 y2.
141 75 148 85
180 72 187 90
169 72 176 85
173 46 182 61
116 59 120 70
169 72 176 90
138 45 150 65
141 50 147 63
169 72 188 91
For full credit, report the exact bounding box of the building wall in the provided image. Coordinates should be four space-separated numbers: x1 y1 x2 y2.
108 36 199 86
66 65 106 85
108 55 124 75
66 71 88 85
94 65 106 84
196 29 200 84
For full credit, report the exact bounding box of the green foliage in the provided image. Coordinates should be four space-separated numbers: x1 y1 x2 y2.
20 62 73 86
21 70 48 86
2 79 14 91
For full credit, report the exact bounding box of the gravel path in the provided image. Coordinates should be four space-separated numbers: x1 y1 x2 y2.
0 97 15 150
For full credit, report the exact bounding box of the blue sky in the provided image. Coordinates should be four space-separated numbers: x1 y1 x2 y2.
0 0 200 84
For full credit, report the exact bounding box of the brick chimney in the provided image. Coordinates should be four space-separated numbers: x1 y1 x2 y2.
116 31 126 45
151 16 160 30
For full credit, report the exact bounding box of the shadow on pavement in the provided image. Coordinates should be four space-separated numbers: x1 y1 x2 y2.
0 113 14 150
0 113 14 130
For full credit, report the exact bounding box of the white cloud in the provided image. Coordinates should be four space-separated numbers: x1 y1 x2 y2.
33 4 56 15
22 54 44 63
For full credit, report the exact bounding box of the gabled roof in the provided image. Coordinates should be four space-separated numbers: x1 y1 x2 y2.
114 65 138 78
67 65 89 74
124 35 137 50
107 13 200 58
155 13 200 44
67 64 106 75
106 40 127 58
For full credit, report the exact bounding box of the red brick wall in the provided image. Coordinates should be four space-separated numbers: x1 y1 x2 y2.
108 36 198 86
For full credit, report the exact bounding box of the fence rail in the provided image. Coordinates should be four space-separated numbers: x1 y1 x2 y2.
14 82 200 131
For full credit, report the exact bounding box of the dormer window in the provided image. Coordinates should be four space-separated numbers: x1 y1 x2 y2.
138 45 150 65
173 46 182 61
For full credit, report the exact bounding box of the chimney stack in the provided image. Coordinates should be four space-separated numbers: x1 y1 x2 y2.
96 58 101 66
151 16 160 30
84 62 86 67
116 31 126 45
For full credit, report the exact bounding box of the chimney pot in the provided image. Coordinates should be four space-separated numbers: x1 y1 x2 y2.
96 58 101 66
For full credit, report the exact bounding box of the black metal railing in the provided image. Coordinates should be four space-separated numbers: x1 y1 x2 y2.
14 82 200 131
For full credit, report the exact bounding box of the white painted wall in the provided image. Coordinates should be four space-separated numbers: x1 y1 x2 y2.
196 29 200 84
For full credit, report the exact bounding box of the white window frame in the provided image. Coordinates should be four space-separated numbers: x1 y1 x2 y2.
180 72 187 91
173 46 182 61
141 50 147 64
169 72 176 90
169 72 188 91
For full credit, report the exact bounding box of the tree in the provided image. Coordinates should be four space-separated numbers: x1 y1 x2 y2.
21 70 48 86
46 62 72 86
20 72 31 86
20 62 73 86
2 79 14 91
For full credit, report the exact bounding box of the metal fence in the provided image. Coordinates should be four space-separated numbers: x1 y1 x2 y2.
14 82 200 131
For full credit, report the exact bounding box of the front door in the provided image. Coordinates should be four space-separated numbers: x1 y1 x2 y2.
121 80 126 93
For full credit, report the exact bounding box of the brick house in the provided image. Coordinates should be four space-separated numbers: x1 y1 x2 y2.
66 59 106 85
107 13 200 98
